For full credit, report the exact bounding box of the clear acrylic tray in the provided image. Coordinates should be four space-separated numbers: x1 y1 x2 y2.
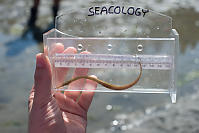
43 5 179 103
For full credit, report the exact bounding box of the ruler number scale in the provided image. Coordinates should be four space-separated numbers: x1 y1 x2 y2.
54 54 172 70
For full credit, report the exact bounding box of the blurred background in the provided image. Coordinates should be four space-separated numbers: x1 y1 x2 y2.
0 0 199 133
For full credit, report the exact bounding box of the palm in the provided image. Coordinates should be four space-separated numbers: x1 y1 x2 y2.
28 45 96 133
55 92 90 133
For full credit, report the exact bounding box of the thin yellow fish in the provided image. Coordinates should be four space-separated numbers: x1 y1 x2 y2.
57 62 142 90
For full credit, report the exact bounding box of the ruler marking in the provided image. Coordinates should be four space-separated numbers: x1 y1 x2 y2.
54 54 172 70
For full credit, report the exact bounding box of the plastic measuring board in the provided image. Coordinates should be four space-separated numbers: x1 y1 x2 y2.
43 4 179 103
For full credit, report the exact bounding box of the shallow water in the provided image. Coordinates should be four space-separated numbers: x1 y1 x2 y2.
0 0 199 133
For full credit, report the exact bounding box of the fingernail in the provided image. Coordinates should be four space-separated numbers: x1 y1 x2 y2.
36 53 45 68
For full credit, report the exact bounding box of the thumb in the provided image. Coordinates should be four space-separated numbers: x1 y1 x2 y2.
33 53 52 104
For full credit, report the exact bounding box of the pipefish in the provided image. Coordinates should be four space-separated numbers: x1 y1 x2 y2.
57 62 142 90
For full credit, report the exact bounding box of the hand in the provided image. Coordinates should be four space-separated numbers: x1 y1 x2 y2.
28 44 97 133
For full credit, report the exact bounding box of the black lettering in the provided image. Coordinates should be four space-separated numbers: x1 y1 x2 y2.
88 7 94 16
127 7 134 15
114 6 121 14
135 8 141 16
108 5 114 14
121 6 126 14
95 6 100 15
88 6 149 17
100 6 108 15
142 9 149 17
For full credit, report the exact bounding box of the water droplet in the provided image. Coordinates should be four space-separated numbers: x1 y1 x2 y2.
106 105 113 111
77 44 83 51
137 44 143 52
121 27 127 32
157 26 160 30
112 120 119 126
107 44 112 51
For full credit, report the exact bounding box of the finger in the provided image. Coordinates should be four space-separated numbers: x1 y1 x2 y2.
53 92 86 118
33 53 52 105
64 51 90 100
50 43 64 55
65 68 88 100
78 75 97 111
50 43 64 87
55 47 77 87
